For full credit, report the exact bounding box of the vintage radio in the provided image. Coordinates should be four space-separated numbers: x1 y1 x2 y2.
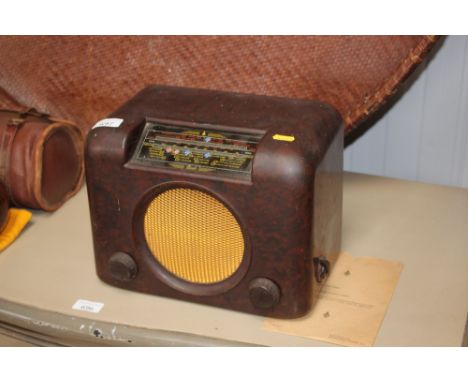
85 85 343 318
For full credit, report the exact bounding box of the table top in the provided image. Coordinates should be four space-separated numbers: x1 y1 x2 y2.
0 172 467 346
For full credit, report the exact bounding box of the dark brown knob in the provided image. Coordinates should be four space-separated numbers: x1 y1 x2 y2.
108 252 138 282
249 278 280 310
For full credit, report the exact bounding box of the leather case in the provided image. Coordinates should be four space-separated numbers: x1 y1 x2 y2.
0 108 84 211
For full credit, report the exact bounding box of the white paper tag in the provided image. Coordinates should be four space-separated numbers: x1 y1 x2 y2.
92 118 124 129
72 299 104 313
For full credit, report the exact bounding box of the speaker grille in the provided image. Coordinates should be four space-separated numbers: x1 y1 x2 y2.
143 188 244 284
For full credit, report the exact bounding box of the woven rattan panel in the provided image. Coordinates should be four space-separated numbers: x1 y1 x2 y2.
0 86 21 109
0 36 438 135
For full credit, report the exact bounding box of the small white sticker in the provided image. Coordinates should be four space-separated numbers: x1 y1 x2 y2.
92 118 124 129
72 299 104 313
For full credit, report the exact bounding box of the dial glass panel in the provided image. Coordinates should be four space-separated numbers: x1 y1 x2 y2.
131 120 263 175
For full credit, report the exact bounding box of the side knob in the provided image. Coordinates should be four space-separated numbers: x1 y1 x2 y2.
313 256 330 283
108 252 138 282
249 278 280 310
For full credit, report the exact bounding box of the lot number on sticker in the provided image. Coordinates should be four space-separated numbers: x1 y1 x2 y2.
92 118 124 129
72 299 104 313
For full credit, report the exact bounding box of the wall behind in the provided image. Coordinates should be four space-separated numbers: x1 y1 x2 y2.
344 35 468 189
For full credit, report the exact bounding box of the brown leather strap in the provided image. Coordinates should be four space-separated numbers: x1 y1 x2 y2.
0 107 73 125
18 107 50 119
0 181 8 232
0 116 25 202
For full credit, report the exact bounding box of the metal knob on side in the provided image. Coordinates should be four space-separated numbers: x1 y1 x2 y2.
313 256 330 283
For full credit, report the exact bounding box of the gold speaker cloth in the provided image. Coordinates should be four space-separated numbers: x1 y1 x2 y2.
144 188 244 284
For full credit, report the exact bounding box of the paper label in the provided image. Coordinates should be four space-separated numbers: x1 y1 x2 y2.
92 118 124 129
72 299 104 313
264 252 403 346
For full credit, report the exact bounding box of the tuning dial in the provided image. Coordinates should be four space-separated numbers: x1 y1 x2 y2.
108 252 138 282
249 278 280 310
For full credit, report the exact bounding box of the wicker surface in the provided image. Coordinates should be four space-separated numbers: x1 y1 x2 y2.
0 87 21 110
0 36 438 135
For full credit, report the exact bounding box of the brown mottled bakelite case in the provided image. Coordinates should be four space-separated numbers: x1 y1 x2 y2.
85 85 343 318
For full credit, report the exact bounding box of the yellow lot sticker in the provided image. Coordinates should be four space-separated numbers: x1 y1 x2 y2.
272 134 295 142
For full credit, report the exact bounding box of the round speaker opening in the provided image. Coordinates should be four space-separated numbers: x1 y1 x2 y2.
143 187 245 284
